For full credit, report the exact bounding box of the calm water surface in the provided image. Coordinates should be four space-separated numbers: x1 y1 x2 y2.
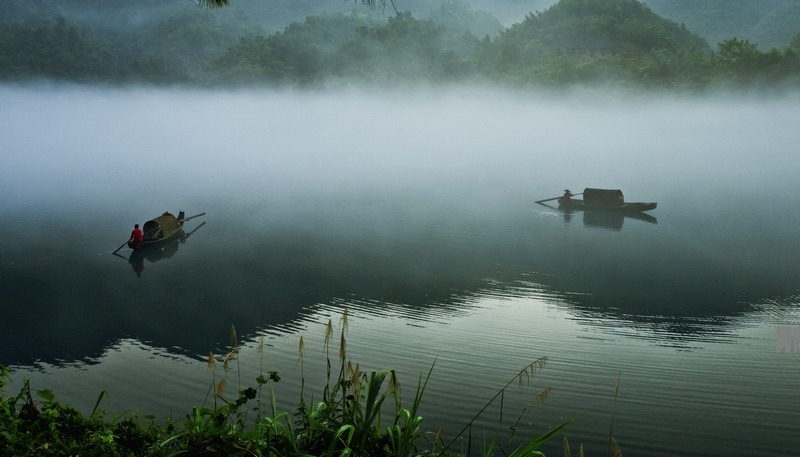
1 86 799 456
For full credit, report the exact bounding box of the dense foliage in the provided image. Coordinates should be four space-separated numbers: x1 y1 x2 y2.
1 0 799 89
0 18 118 82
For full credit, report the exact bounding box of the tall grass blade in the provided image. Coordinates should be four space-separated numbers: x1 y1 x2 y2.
90 390 110 418
500 390 505 426
608 372 621 456
230 324 241 389
257 330 266 417
506 387 552 442
356 370 390 449
324 319 333 355
434 428 445 454
388 369 401 410
609 436 623 457
327 424 356 457
339 332 347 363
206 351 217 408
388 363 434 457
506 418 573 457
442 357 548 454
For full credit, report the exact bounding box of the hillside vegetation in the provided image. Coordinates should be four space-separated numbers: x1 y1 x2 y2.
1 0 799 89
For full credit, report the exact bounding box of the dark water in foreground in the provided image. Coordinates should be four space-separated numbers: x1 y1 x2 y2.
1 86 799 456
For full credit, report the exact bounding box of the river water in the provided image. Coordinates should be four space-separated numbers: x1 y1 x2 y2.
1 85 799 456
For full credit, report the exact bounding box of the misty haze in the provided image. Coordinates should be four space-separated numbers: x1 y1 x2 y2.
2 0 800 456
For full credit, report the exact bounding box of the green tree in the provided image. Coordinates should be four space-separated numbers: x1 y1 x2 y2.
714 37 800 85
330 12 449 83
0 17 118 81
716 37 761 69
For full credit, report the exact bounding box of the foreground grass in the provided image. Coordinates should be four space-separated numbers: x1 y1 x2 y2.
1 310 576 456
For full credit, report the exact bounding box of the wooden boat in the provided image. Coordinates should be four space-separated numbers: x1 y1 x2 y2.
558 188 656 213
118 211 205 252
128 211 184 250
115 220 206 275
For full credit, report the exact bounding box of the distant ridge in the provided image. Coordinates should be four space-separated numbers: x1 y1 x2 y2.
643 0 800 50
501 0 710 54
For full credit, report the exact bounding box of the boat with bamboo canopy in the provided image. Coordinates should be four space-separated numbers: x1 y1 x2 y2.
537 188 656 213
113 211 205 254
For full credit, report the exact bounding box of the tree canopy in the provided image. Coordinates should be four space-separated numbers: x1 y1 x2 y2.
2 0 799 90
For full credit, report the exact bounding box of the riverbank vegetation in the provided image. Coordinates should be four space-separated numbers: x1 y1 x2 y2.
2 0 800 90
1 313 576 456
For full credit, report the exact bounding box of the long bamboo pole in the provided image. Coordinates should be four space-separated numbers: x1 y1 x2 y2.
534 193 581 204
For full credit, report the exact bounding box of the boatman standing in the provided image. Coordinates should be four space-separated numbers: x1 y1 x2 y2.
561 189 573 203
130 224 143 245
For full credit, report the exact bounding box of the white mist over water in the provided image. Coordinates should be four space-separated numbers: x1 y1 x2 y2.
2 84 798 214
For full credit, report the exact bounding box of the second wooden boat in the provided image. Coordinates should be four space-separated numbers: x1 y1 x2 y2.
558 188 657 213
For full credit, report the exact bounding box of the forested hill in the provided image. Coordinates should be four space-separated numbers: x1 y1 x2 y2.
1 0 799 89
459 0 800 51
501 0 709 53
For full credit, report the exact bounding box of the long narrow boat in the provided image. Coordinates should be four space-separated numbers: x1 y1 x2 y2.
124 211 205 251
558 188 657 213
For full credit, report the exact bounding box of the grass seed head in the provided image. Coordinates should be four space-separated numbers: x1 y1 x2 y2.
216 379 227 398
230 324 238 349
610 436 623 457
324 320 333 353
339 333 347 362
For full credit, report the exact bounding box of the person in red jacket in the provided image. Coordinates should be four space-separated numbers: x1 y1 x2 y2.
130 224 143 245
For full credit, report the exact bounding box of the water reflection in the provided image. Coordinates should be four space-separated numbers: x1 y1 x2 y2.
1 192 798 367
114 222 206 277
582 210 657 230
538 202 658 230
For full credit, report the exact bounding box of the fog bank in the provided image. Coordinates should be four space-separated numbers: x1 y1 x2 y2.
2 84 799 213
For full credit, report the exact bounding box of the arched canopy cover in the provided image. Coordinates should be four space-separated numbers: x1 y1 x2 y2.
142 212 180 240
583 188 623 206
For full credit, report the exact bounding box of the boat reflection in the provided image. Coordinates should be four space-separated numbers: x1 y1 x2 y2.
581 209 657 230
538 202 657 230
115 221 206 276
